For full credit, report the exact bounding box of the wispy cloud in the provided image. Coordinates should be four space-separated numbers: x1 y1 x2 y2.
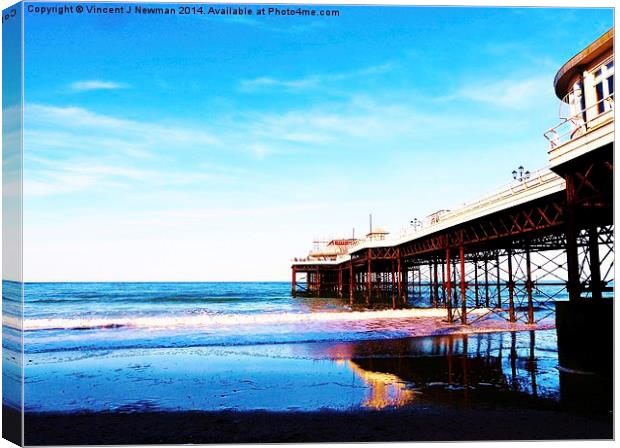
240 63 394 92
24 103 227 196
24 71 550 199
27 103 219 149
70 80 128 92
24 157 233 197
444 75 551 110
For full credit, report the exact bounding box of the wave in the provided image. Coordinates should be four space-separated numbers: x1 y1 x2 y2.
25 295 284 305
20 317 556 355
11 308 455 332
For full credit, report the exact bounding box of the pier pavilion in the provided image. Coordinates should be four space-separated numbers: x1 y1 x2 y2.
291 29 614 337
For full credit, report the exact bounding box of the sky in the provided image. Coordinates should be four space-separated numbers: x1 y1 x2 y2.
15 3 613 281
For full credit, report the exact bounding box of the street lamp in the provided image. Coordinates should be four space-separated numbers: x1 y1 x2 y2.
410 218 422 230
512 165 531 182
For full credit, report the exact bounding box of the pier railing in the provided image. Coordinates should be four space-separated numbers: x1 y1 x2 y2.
421 168 562 228
293 167 564 263
356 168 562 251
544 93 614 149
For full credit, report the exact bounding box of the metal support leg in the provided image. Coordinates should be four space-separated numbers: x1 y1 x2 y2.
526 246 534 324
402 264 408 307
460 245 467 324
473 256 479 308
496 253 502 308
428 262 434 306
565 173 581 301
433 260 439 308
397 253 403 306
484 257 490 308
441 261 446 306
367 249 372 305
453 259 458 306
446 247 453 323
507 248 516 323
589 226 603 301
349 264 354 305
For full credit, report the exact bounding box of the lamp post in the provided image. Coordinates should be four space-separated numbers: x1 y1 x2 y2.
410 218 422 230
512 166 531 182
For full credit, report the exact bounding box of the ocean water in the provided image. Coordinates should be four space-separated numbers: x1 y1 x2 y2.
18 281 446 354
13 281 563 354
1 281 572 413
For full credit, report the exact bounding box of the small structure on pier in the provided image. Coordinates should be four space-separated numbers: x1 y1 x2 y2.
366 227 390 242
308 239 359 261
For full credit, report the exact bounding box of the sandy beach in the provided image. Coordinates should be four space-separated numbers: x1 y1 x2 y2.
22 405 613 444
18 329 613 444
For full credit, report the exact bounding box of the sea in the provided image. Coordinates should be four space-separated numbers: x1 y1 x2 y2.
2 281 580 414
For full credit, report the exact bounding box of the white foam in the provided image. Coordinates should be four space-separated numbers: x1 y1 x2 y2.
11 308 488 331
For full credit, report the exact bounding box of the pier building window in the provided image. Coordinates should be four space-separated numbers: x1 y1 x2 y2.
593 59 614 114
568 81 585 116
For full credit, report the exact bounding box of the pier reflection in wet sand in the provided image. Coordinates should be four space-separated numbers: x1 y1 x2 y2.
317 330 610 413
23 329 611 417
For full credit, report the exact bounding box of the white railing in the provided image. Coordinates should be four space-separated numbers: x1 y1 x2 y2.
395 168 557 237
357 168 562 254
439 168 557 221
544 94 614 149
294 167 562 263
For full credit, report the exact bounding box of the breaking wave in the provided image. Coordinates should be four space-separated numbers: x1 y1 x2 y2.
14 308 452 332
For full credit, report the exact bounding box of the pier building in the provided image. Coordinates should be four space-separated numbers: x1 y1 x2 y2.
291 29 614 335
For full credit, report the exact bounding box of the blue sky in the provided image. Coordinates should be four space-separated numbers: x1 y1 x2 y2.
19 4 613 281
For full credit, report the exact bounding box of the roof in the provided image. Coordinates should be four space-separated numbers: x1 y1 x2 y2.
554 28 614 100
367 226 389 235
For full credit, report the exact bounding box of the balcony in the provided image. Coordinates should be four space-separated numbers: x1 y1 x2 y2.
544 94 614 170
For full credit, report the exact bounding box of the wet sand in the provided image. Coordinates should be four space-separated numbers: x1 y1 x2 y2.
22 406 612 444
18 330 614 444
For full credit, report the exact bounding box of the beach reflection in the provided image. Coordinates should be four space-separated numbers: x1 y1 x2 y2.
24 329 611 414
346 360 417 409
322 330 566 410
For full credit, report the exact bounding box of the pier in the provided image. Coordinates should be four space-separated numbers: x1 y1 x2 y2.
291 29 614 332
